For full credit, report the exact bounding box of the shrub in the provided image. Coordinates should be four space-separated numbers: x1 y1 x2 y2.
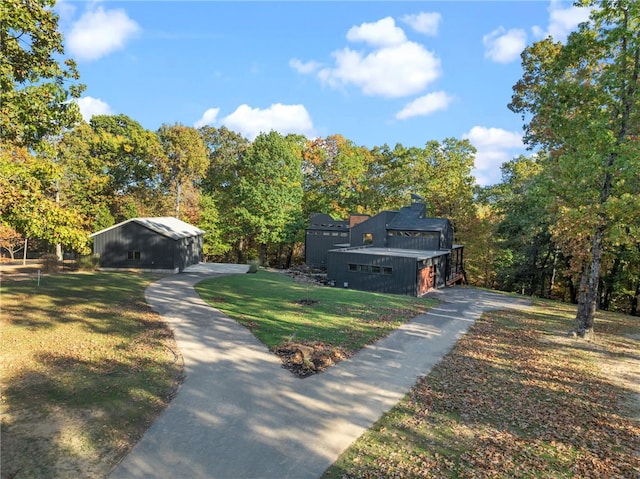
75 254 100 271
41 254 61 274
248 259 259 273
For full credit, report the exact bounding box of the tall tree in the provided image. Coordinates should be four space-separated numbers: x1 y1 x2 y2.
1 0 84 149
509 0 640 336
88 114 168 221
418 138 476 237
235 131 303 265
368 143 415 211
492 155 558 297
199 126 250 259
57 122 114 232
301 134 373 218
157 123 208 219
0 145 88 258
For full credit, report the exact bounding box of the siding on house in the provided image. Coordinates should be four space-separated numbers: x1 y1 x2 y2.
305 213 351 267
350 211 396 248
327 247 450 296
306 201 465 296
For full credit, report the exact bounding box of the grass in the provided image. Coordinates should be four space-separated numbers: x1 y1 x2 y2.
195 270 436 352
1 272 183 479
322 298 640 478
4 268 638 478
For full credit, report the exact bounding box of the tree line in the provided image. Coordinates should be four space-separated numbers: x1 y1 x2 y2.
1 0 638 331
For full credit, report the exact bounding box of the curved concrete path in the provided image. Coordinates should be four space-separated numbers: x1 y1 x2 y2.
109 264 531 479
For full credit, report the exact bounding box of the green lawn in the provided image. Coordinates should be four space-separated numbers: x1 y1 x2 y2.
323 299 640 478
195 270 436 352
1 271 183 479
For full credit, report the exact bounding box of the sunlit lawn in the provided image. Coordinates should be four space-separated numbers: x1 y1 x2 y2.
195 270 436 352
1 272 183 479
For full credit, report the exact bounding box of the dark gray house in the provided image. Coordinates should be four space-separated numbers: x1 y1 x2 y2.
304 213 350 267
90 217 204 272
306 202 465 296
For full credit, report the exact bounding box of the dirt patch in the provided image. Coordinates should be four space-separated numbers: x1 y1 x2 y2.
273 341 350 378
541 332 640 422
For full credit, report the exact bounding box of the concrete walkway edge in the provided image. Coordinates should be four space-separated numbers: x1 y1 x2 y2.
109 264 531 479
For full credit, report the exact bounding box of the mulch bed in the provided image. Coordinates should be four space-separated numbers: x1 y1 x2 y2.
273 341 350 378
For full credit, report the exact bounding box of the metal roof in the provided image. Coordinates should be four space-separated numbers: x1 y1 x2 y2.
90 217 204 240
329 246 450 260
387 203 450 231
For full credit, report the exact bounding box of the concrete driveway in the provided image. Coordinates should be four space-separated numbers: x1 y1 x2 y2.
109 264 530 479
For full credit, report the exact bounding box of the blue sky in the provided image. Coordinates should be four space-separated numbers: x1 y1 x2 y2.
56 1 591 186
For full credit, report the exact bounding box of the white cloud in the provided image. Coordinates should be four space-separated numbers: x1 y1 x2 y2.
296 17 441 98
483 27 527 63
67 6 140 61
463 126 525 186
193 108 221 129
401 12 441 36
533 0 592 41
396 91 452 120
319 42 440 98
346 17 407 47
75 96 112 121
289 58 322 74
211 103 314 141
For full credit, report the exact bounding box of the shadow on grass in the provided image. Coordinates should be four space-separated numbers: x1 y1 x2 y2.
325 306 640 478
1 271 182 479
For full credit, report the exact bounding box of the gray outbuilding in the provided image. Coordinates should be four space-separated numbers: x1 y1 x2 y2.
90 217 204 272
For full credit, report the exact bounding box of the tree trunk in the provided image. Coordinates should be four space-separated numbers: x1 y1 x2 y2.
277 244 284 269
285 246 294 269
235 239 245 264
538 247 552 298
568 274 578 304
22 237 28 266
547 250 557 299
56 180 62 261
258 243 267 267
175 182 182 219
576 226 606 338
574 262 590 333
602 245 623 311
631 280 640 317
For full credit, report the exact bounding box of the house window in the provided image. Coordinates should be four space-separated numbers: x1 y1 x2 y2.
347 263 392 275
363 233 373 245
128 251 141 260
